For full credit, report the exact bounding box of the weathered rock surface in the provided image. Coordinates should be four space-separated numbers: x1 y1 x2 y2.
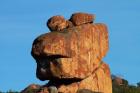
23 62 111 93
31 23 109 80
22 13 112 93
112 76 123 86
21 84 41 93
70 12 95 26
55 62 112 93
47 16 68 31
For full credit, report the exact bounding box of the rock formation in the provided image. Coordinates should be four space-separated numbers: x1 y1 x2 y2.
70 13 95 26
21 84 41 93
22 12 112 93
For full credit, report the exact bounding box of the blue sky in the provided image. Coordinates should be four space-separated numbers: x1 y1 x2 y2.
0 0 140 92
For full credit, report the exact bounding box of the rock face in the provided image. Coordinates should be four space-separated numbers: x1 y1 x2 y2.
70 13 95 26
21 84 41 93
32 23 109 80
112 76 123 86
22 12 112 93
47 16 69 31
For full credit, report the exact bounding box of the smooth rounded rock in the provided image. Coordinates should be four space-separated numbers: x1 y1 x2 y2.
70 12 95 26
47 16 68 31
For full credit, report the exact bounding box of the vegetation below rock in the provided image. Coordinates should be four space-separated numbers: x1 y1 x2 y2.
113 84 140 93
112 75 140 93
1 75 140 93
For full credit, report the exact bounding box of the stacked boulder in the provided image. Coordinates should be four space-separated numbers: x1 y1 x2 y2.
22 13 112 93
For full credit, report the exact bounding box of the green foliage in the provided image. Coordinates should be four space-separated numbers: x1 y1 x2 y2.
6 89 19 93
113 78 140 93
23 88 39 93
137 82 140 87
122 79 128 86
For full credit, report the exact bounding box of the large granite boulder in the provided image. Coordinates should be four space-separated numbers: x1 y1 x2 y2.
31 23 108 80
22 12 112 93
47 16 68 31
70 13 95 26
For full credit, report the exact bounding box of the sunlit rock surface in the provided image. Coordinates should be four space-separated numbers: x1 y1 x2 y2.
22 12 112 93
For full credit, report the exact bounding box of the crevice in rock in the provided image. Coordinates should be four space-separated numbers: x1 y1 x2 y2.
46 78 82 87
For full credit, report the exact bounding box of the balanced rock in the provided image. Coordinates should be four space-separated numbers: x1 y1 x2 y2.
31 23 109 80
47 16 68 31
22 13 112 93
70 12 95 26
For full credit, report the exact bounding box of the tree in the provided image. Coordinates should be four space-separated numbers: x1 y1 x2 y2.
137 82 140 87
122 79 128 86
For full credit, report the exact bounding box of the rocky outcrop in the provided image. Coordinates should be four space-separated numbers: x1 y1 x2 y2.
70 13 95 26
47 16 68 31
32 23 109 80
21 84 41 93
22 12 112 93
